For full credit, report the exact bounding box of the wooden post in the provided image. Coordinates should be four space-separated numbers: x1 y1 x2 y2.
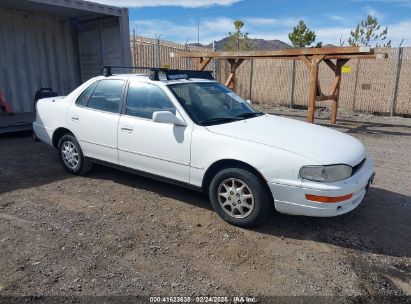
329 59 348 124
197 57 212 71
226 59 236 90
225 59 243 90
307 56 321 123
197 58 203 70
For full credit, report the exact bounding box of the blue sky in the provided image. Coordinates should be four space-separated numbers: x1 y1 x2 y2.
93 0 411 46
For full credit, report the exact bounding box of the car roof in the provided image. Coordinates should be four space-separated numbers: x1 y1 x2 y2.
94 74 216 85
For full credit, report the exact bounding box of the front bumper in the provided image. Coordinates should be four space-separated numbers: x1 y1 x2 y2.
268 158 375 217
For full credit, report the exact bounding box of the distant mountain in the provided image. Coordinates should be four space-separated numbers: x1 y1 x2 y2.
190 37 291 50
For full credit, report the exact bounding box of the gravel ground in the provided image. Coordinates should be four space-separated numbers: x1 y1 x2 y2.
0 107 410 301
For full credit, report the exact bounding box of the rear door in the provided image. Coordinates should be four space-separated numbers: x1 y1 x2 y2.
67 79 125 164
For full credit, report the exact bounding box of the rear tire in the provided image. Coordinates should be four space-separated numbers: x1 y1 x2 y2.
209 167 273 227
58 134 92 175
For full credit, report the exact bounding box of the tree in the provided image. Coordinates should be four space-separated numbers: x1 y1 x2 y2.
224 20 254 51
348 15 391 48
288 20 320 48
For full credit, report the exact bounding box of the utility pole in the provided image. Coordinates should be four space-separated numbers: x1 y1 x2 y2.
249 59 254 101
290 60 296 108
132 28 136 66
185 39 189 69
156 34 161 67
212 40 216 77
391 47 404 116
197 18 200 46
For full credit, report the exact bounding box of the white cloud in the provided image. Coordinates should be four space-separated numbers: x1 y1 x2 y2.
328 15 345 22
90 0 242 8
315 26 352 45
352 0 411 8
383 20 411 45
365 6 385 19
246 17 299 27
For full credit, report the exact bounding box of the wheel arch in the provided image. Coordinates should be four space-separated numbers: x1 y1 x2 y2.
201 159 269 193
52 127 74 148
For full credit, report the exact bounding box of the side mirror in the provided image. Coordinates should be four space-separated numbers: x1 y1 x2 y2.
246 99 252 105
152 111 187 127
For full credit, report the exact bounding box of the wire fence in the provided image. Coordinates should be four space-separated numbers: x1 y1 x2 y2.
131 36 411 116
217 47 411 116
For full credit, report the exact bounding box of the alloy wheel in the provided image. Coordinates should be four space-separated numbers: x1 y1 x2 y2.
217 178 255 219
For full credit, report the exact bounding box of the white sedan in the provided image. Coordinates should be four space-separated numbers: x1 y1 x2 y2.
33 69 375 227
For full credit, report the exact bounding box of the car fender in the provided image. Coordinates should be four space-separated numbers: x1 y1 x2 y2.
33 97 71 146
190 125 319 188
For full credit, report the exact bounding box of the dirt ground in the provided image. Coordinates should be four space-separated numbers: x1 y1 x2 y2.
0 107 410 301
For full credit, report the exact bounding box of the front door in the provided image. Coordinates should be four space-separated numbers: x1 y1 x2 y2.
118 80 192 183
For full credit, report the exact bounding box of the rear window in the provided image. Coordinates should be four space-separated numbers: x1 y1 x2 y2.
86 80 124 113
76 81 99 107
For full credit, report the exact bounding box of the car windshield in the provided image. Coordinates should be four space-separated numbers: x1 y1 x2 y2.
168 82 263 126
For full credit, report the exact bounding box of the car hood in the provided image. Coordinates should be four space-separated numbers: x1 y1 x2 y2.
205 114 366 166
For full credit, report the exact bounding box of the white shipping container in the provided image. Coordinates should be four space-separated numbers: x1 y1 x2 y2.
0 0 131 114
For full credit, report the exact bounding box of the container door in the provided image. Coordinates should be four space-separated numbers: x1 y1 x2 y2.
77 17 123 82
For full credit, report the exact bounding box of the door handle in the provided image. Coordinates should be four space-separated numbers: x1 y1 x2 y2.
71 116 79 121
120 126 133 133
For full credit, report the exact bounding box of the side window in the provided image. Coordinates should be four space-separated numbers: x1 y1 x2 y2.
87 80 124 113
125 82 176 119
76 81 99 107
171 85 192 106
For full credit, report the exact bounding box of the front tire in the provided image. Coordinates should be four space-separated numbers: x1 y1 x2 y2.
209 168 273 227
58 134 92 175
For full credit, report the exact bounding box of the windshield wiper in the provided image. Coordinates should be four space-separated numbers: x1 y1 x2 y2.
200 117 243 126
236 112 264 118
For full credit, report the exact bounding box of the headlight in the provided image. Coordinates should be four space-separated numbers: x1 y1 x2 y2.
299 165 352 182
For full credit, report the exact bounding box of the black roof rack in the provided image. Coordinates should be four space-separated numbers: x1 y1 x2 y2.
102 66 214 81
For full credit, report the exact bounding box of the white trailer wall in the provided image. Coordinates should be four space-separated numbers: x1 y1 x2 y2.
0 0 131 115
0 8 80 113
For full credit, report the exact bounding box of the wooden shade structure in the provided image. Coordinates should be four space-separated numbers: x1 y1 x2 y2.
174 46 381 124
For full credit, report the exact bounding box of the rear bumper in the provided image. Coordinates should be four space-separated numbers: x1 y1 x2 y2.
268 158 375 217
33 122 53 146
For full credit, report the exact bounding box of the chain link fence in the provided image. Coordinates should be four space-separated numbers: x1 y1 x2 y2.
218 47 411 116
131 36 411 116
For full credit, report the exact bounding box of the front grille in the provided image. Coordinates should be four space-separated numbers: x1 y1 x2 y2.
352 158 366 176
